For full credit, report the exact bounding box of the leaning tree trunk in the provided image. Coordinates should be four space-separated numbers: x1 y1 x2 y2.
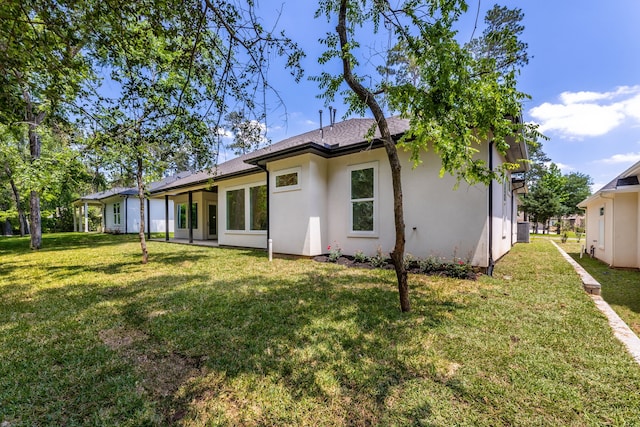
5 162 27 236
337 0 409 311
136 155 149 264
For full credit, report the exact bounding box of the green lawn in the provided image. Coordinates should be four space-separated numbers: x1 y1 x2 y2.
1 233 640 426
555 235 640 337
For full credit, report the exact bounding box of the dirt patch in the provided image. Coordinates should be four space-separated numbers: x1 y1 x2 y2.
99 326 207 423
99 327 148 350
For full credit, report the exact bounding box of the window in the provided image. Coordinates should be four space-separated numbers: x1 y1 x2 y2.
226 183 268 232
350 163 376 233
227 188 245 230
250 185 267 230
274 167 301 191
177 204 187 229
113 202 121 225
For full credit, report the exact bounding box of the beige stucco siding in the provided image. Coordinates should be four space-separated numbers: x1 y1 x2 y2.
613 192 638 268
217 172 267 249
583 196 613 265
268 154 328 256
323 145 500 266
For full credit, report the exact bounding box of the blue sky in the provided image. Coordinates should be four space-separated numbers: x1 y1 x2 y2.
226 0 640 193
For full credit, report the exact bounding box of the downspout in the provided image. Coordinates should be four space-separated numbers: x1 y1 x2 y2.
487 141 495 276
188 191 193 243
510 185 515 247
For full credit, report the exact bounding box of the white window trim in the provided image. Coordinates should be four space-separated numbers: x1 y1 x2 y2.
224 181 268 234
113 202 121 225
273 166 302 192
348 161 378 238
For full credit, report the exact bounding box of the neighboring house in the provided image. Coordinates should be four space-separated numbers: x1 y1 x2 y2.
72 173 192 233
149 117 529 269
578 160 640 268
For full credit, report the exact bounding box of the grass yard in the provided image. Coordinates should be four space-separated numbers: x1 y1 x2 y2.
1 233 640 426
555 235 640 337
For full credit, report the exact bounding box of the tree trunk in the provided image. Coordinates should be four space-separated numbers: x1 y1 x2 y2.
28 123 42 249
337 0 409 312
136 155 148 264
5 162 27 236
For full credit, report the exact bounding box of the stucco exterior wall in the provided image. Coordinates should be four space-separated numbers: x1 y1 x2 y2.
613 192 638 268
268 154 328 256
323 146 499 266
103 196 174 233
584 196 614 265
217 172 268 249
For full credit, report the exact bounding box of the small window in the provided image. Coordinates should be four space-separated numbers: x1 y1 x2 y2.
227 188 245 230
350 163 377 234
113 202 121 225
274 167 301 191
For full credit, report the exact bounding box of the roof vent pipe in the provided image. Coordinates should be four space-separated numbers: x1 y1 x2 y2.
329 106 334 129
319 109 324 143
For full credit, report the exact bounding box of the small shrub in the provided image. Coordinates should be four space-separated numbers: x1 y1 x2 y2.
327 243 342 262
369 246 387 268
354 250 368 263
445 259 473 279
403 253 415 270
419 256 442 274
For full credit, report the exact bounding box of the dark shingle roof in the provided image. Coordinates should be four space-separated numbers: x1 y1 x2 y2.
150 117 410 194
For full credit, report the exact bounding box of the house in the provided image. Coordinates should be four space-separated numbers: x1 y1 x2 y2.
578 160 640 268
148 117 529 269
72 173 192 233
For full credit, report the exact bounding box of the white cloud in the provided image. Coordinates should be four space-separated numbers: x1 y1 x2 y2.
529 85 640 139
598 152 640 164
555 162 574 172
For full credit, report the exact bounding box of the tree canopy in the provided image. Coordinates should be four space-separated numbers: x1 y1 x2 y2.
315 0 534 311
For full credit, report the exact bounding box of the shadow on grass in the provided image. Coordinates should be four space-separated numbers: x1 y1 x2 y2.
1 258 463 425
1 232 470 424
110 269 462 424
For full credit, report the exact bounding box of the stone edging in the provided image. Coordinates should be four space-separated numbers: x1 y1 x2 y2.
551 240 640 365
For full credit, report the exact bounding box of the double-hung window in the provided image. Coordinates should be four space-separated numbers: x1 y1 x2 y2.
113 202 121 225
349 162 377 235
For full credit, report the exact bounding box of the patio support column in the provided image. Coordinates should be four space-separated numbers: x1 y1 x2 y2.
164 195 169 241
188 191 193 243
84 202 89 232
73 205 77 232
146 198 151 240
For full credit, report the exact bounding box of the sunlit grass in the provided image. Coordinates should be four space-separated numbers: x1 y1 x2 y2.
555 236 640 337
1 233 639 425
